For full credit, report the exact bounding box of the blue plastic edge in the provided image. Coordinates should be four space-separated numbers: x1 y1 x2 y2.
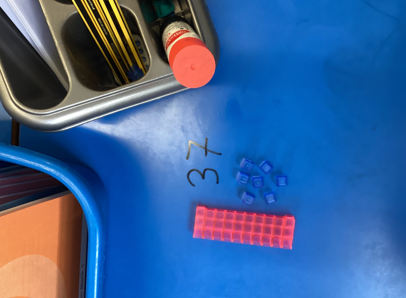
0 142 104 298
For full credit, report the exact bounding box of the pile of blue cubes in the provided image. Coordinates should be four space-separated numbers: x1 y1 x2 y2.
237 158 288 205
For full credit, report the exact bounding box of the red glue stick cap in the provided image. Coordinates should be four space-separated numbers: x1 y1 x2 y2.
169 37 216 88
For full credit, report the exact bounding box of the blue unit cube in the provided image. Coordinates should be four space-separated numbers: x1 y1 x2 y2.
259 160 273 174
241 191 255 205
252 176 264 188
240 157 254 172
276 175 288 187
236 171 250 184
264 192 276 204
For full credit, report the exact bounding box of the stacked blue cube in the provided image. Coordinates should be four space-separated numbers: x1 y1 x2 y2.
242 191 255 205
276 175 288 187
264 192 276 204
252 176 264 188
236 171 250 184
259 160 273 174
240 158 254 172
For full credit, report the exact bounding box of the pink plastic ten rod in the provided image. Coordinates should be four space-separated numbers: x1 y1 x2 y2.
193 206 295 249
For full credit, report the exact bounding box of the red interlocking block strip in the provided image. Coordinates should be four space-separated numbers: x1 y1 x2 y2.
193 206 295 249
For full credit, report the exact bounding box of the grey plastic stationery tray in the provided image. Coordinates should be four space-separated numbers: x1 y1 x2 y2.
0 0 219 132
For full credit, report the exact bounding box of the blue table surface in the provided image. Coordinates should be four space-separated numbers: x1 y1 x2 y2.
18 0 406 297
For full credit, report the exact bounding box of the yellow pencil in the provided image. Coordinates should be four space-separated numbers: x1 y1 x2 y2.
108 0 147 73
72 0 124 85
92 0 130 71
79 0 129 83
97 0 134 70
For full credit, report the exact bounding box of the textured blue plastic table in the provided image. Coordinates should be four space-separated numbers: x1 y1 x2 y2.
18 0 406 297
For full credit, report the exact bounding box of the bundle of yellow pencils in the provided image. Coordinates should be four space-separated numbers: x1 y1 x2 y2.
72 0 147 85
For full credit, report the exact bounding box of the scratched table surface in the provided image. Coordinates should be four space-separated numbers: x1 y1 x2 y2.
18 0 406 297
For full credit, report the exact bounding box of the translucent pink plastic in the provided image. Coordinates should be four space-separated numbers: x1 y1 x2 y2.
193 206 295 249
